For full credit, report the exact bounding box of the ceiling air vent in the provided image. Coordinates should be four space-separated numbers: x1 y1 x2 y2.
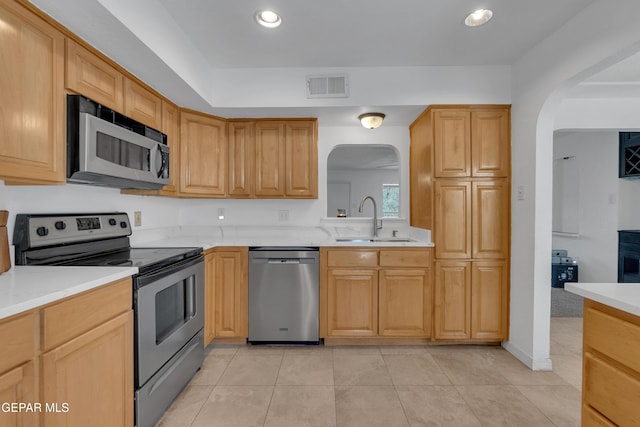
306 74 349 98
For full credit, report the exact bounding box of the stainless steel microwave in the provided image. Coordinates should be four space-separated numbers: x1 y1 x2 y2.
67 95 170 189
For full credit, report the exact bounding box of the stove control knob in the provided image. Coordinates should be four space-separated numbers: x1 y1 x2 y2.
54 221 66 230
36 226 49 237
120 221 128 229
108 218 117 226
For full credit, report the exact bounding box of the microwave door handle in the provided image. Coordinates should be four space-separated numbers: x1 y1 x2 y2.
154 145 169 178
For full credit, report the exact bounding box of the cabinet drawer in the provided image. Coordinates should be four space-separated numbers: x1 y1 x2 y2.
584 352 640 426
327 250 378 267
42 277 132 351
582 404 616 427
584 305 640 373
379 250 431 267
0 311 37 373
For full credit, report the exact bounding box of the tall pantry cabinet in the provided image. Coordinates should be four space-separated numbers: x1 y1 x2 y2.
410 105 510 342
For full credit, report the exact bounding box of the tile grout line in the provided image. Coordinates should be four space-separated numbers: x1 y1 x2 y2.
260 351 285 426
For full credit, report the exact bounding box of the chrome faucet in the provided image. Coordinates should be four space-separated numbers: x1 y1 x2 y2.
358 195 382 237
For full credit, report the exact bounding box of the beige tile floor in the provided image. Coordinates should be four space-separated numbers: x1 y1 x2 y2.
157 317 583 427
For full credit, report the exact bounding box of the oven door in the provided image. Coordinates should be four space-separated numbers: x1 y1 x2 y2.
79 112 170 186
135 255 204 387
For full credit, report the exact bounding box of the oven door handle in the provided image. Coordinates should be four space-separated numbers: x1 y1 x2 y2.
135 254 204 289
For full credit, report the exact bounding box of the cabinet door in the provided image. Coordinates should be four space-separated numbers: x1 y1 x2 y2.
180 111 227 196
471 109 510 177
472 180 510 259
124 78 162 130
160 100 180 195
433 110 471 178
255 121 285 197
0 362 36 427
434 181 471 259
285 120 318 198
327 269 378 337
214 250 248 338
471 261 508 340
228 121 255 197
379 268 431 337
42 311 133 427
65 38 124 112
0 1 65 184
204 252 216 346
434 261 471 340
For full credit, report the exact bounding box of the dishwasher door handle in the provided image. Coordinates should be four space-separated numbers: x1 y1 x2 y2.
267 258 301 264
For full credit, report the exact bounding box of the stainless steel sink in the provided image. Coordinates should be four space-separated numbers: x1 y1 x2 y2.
335 237 413 243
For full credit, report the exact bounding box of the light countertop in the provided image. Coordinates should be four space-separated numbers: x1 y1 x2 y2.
0 266 137 320
1 224 432 321
130 225 434 249
565 282 640 317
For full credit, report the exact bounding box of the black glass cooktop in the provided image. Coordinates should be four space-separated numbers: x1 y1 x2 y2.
57 247 202 273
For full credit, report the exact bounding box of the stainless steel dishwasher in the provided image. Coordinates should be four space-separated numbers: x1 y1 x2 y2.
248 247 320 343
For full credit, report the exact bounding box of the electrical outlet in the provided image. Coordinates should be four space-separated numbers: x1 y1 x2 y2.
278 209 289 221
517 185 525 201
134 211 142 227
218 208 225 220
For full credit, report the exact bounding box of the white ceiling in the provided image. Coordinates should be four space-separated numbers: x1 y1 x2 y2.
33 0 638 126
156 0 594 68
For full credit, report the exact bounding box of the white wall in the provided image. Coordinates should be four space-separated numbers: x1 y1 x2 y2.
509 0 640 370
0 124 411 241
327 169 398 217
552 131 619 283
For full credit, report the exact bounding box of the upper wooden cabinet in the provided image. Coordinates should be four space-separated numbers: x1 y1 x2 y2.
471 110 510 177
285 120 318 198
434 110 471 178
67 39 162 130
254 119 318 198
433 107 510 178
65 38 124 112
0 0 65 184
124 78 162 130
228 121 255 197
180 111 227 197
255 121 285 197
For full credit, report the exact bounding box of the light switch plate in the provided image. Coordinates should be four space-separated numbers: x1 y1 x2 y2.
134 211 142 227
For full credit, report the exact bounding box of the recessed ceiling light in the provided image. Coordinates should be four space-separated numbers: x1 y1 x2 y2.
464 9 493 27
256 10 282 28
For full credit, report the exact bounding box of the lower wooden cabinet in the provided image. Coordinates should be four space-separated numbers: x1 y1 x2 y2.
322 248 432 340
0 362 37 427
0 278 133 427
0 310 38 427
326 269 378 337
582 299 640 426
204 247 248 343
434 260 508 341
42 311 133 426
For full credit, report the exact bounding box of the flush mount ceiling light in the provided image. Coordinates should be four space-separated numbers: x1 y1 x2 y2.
464 9 493 27
256 10 282 28
358 113 385 129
